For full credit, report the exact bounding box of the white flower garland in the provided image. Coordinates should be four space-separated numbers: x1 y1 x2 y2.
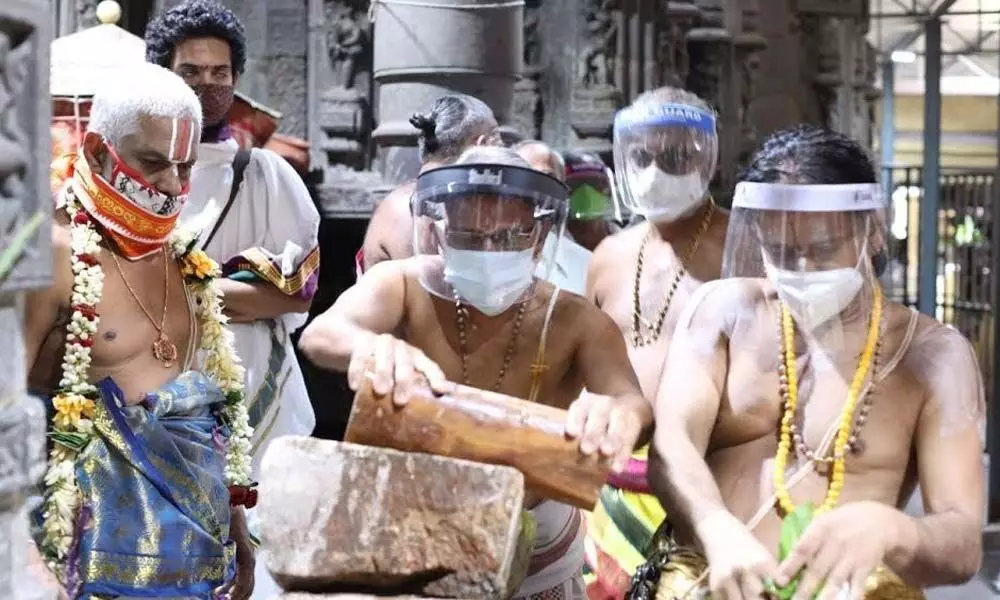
40 190 254 578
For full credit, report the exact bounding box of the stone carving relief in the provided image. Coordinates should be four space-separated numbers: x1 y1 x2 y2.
75 0 99 30
571 0 622 158
0 5 51 294
510 0 542 140
315 0 372 171
1 2 53 598
734 0 767 169
656 1 700 89
685 0 729 113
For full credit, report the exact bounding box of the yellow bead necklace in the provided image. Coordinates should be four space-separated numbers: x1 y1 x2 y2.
772 282 884 515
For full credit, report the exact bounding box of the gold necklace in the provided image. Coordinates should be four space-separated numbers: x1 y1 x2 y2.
773 282 884 515
630 199 715 347
109 247 178 368
455 298 528 391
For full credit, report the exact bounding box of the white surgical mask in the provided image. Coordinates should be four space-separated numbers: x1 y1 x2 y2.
767 265 864 331
632 166 706 222
443 246 535 316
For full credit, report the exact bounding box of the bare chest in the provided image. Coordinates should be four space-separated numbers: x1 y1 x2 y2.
404 299 583 410
88 254 195 401
598 253 707 397
713 348 925 476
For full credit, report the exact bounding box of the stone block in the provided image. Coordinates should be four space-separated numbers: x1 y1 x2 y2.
259 437 527 599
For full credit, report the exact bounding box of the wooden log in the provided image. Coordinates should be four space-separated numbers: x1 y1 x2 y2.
344 377 610 510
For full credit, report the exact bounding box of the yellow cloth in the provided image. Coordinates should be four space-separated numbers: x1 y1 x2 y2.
653 551 925 600
583 446 668 597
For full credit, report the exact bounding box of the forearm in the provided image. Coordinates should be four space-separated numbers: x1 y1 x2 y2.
298 316 375 372
887 509 982 586
648 428 732 545
218 279 311 322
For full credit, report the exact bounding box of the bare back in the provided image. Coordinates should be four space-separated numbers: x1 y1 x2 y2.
361 182 416 270
588 210 728 397
690 279 979 551
26 215 195 405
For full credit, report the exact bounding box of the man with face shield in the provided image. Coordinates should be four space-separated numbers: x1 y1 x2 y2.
582 87 728 599
299 145 652 600
640 126 984 600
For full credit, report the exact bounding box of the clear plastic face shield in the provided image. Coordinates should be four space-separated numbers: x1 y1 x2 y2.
412 163 569 316
722 182 888 344
612 102 718 222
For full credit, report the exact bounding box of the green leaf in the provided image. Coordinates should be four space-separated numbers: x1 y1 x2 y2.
776 503 816 599
49 431 92 452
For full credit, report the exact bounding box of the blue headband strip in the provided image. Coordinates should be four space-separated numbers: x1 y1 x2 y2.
614 102 717 133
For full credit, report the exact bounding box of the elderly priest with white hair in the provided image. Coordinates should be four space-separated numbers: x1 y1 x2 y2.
25 62 255 599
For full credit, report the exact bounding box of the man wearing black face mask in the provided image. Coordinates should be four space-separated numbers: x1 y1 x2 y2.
146 4 321 598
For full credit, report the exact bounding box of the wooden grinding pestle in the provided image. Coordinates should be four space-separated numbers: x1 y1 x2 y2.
344 376 611 511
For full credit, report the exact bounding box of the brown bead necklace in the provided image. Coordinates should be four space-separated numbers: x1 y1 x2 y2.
777 295 885 464
455 297 528 391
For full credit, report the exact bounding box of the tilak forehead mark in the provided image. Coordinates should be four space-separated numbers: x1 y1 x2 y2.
168 117 196 163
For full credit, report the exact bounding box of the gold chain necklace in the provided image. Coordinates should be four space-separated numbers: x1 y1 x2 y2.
109 247 178 368
630 200 715 347
455 298 529 391
773 282 884 515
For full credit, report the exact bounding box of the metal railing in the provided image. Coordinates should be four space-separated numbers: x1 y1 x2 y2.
881 165 995 399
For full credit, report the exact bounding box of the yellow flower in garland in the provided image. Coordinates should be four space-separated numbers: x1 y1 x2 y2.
181 249 221 280
52 393 97 431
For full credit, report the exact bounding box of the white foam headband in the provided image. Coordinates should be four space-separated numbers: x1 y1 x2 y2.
732 182 885 212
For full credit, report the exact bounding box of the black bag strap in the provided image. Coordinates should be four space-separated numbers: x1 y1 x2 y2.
201 148 252 250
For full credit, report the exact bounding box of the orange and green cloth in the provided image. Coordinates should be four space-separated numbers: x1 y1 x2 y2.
582 445 667 600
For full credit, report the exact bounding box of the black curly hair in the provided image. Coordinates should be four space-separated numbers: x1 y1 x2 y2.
740 125 876 185
145 0 247 76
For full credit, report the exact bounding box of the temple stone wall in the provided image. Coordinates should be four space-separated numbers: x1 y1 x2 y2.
1 0 54 597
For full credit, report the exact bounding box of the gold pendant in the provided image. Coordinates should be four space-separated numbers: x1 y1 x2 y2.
152 332 178 368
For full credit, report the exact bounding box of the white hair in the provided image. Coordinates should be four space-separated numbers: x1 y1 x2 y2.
88 63 202 146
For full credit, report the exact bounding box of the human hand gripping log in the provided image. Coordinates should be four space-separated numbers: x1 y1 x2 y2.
343 334 632 510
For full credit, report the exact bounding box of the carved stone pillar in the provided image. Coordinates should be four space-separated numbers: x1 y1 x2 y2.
307 0 389 218
371 0 523 183
569 0 623 161
796 0 872 141
687 0 739 200
734 0 767 169
657 1 701 89
510 0 542 140
0 0 54 598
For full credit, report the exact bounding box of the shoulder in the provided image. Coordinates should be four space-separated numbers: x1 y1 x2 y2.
588 223 646 282
680 277 768 335
901 311 986 430
368 183 416 230
551 282 618 334
905 312 983 387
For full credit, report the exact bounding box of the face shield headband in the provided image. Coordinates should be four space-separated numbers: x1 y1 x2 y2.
412 163 569 315
613 103 718 221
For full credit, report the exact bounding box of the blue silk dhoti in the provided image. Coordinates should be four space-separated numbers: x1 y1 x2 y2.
39 371 236 599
